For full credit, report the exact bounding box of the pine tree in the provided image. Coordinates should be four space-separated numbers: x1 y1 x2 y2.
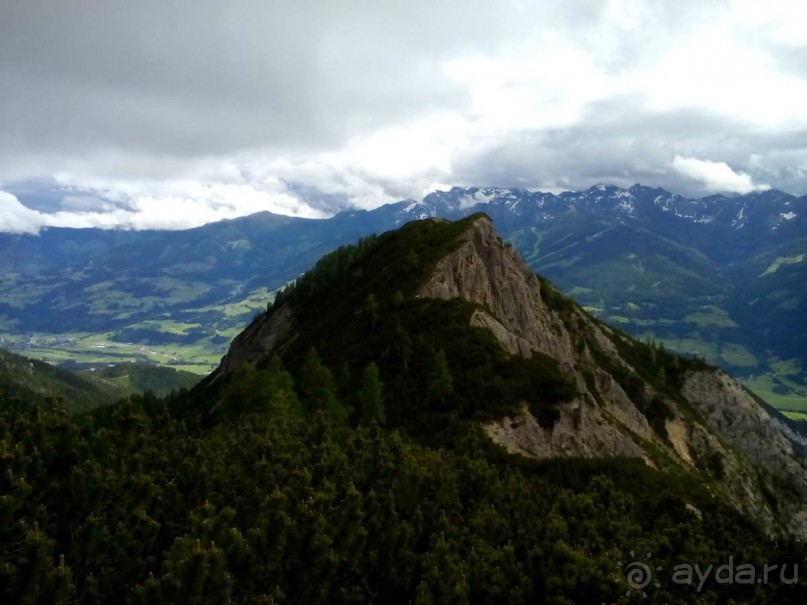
359 362 386 424
219 358 300 417
394 319 413 371
263 356 301 417
366 293 379 328
427 349 454 405
299 348 347 422
405 249 420 270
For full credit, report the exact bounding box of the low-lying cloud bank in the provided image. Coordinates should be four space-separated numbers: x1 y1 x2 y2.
0 183 326 234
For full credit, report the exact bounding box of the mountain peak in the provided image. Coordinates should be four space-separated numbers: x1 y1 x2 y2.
418 213 575 363
200 215 807 538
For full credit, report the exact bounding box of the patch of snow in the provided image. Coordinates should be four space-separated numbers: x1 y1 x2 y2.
781 211 797 221
732 204 747 229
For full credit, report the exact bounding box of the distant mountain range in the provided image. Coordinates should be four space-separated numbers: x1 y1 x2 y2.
0 184 804 402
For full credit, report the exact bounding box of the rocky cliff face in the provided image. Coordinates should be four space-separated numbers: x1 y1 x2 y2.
682 370 807 534
419 218 576 364
211 304 296 385
212 214 807 538
418 216 807 538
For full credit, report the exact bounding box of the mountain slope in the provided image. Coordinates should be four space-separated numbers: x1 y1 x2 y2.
0 347 122 412
76 363 200 397
5 365 806 603
206 214 807 538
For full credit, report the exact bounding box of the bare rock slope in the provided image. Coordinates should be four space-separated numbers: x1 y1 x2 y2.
419 217 807 538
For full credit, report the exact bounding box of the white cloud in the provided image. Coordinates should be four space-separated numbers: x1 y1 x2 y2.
671 155 771 194
0 181 327 234
0 191 45 234
122 183 326 230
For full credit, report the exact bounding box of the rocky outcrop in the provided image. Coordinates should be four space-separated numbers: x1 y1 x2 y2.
419 216 576 365
682 370 807 473
485 400 644 459
417 216 807 538
211 304 296 385
682 369 807 537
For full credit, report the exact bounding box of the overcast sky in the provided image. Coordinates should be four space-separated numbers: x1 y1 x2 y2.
1 0 806 232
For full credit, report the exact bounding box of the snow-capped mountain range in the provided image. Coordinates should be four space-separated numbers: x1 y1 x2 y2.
379 183 802 234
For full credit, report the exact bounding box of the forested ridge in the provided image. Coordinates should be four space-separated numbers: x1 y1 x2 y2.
2 362 806 604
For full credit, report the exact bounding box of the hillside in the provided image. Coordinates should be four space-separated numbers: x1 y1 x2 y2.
2 214 807 603
76 363 200 398
0 347 122 412
0 347 200 412
1 184 805 406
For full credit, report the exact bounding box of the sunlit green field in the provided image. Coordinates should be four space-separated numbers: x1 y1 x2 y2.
2 332 223 375
743 374 807 413
0 284 275 374
684 306 738 328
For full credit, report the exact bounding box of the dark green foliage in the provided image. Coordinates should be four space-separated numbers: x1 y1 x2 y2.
608 329 710 394
365 293 379 328
697 451 727 481
773 383 790 395
298 349 348 423
271 233 381 309
1 388 804 604
427 349 453 405
218 358 301 420
358 362 385 424
77 362 200 397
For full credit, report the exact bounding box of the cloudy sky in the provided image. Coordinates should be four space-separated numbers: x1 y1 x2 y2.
1 0 806 232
